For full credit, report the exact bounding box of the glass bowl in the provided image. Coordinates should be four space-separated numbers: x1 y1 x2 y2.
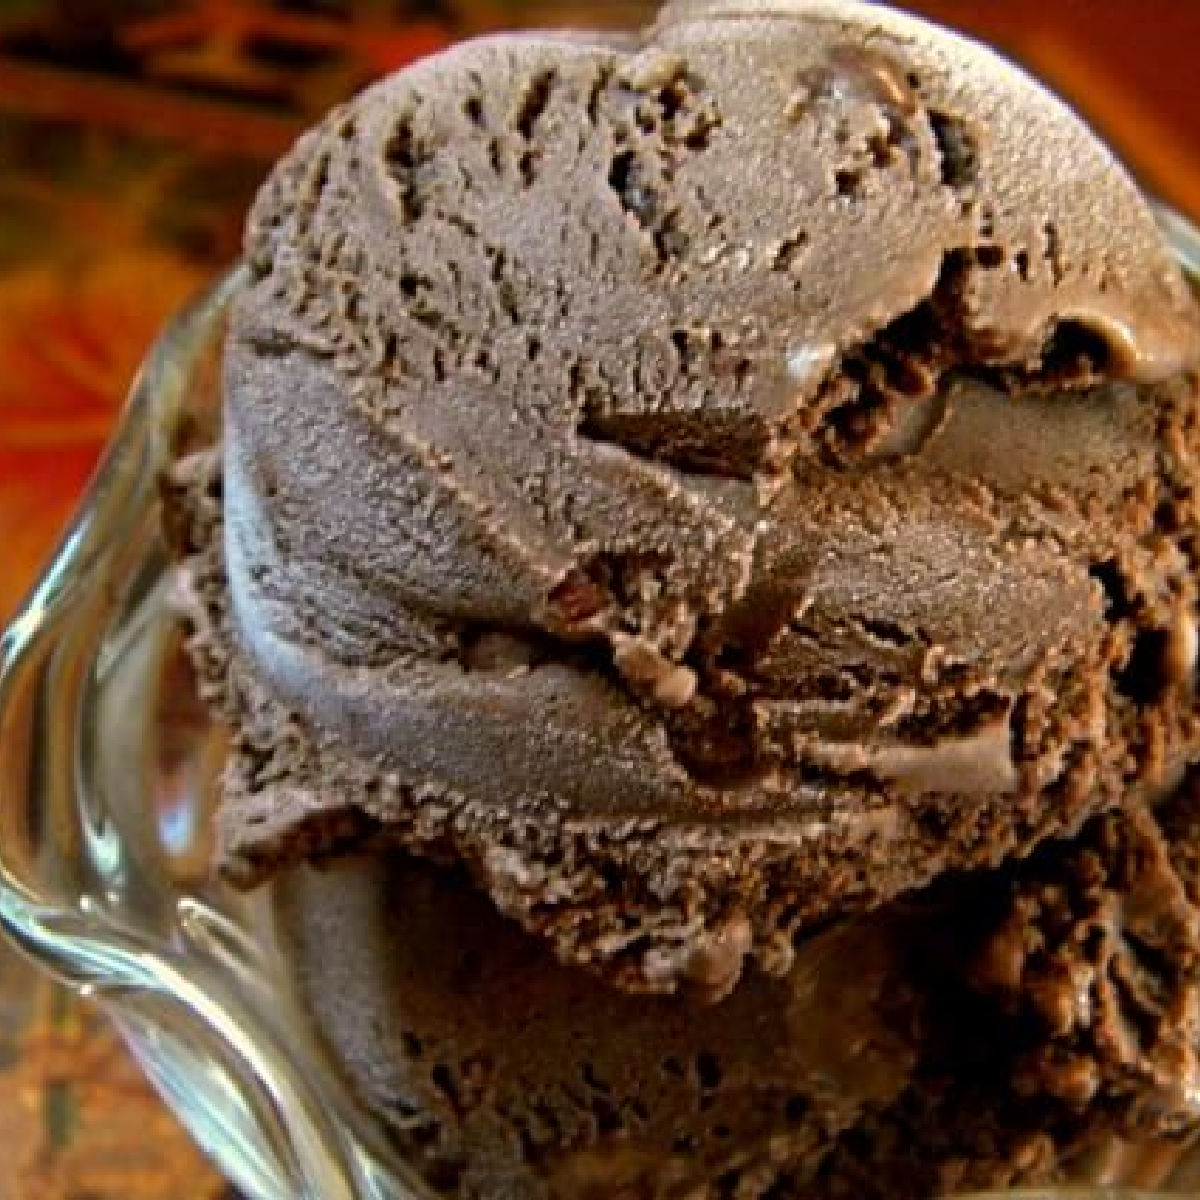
0 267 425 1200
3 211 1200 1200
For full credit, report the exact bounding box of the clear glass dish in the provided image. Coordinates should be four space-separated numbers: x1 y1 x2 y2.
3 211 1200 1200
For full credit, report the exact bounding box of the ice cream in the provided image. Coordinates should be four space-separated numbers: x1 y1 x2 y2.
268 791 1200 1198
163 0 1200 1193
203 0 1200 1000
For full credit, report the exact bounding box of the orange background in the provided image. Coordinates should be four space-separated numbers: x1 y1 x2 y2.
0 2 1198 1196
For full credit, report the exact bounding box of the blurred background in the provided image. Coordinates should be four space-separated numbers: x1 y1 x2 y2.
0 1 1198 1196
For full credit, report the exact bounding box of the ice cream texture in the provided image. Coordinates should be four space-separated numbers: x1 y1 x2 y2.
268 789 1200 1198
174 0 1200 1010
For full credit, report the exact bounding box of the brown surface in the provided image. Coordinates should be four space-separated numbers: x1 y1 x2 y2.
0 2 1198 1197
212 0 1200 1001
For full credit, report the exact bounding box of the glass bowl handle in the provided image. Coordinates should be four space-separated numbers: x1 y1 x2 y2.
0 268 244 968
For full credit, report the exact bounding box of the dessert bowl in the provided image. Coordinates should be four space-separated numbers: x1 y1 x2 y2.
2 209 1200 1199
0 266 421 1200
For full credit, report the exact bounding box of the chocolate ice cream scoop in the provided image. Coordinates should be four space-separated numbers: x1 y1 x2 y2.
198 0 1200 995
269 791 1200 1200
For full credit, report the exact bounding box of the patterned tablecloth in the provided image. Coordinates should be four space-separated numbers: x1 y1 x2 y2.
1 2 1198 1196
